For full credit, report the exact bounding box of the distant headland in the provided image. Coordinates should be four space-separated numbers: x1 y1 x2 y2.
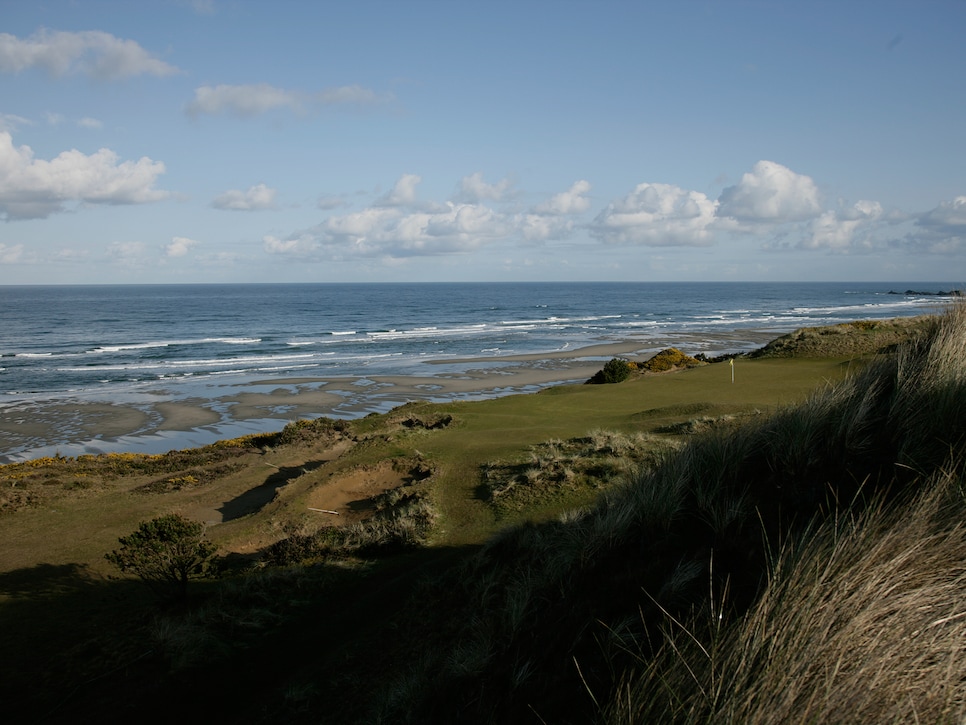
888 288 963 296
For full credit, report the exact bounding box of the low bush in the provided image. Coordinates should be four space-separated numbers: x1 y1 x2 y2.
587 357 633 384
105 514 218 602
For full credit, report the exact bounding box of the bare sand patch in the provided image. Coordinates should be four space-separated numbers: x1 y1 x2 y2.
155 401 222 431
0 402 150 449
221 387 344 421
305 461 410 524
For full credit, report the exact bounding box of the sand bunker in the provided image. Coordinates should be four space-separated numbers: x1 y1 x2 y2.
305 461 413 525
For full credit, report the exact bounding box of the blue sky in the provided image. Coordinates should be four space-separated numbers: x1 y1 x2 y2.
1 0 964 284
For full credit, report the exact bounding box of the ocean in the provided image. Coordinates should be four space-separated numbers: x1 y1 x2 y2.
0 282 957 461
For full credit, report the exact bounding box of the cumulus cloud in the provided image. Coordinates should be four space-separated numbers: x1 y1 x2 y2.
263 234 312 255
0 29 179 79
591 182 717 246
0 131 168 220
515 213 576 242
803 200 883 251
211 183 277 211
186 83 390 118
457 172 513 202
717 160 821 223
906 196 966 254
265 177 606 261
164 236 200 257
918 195 966 230
266 201 509 260
376 174 421 207
534 179 592 215
77 117 103 129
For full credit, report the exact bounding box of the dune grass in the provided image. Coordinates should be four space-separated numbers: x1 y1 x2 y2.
606 469 966 724
368 308 965 723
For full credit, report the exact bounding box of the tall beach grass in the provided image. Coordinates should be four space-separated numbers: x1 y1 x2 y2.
381 305 966 723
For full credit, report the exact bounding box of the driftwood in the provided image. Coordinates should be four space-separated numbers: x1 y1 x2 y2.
308 507 339 515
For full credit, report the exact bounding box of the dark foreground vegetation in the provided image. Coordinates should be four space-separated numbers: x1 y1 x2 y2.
1 309 963 723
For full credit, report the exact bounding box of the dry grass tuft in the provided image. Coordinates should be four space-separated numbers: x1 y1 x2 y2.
608 469 966 724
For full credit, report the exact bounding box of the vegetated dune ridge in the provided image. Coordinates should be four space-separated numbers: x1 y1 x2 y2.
0 311 963 723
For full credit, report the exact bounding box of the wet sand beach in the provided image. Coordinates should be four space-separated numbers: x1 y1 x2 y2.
0 330 777 462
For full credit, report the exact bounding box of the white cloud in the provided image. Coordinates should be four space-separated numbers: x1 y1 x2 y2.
51 247 89 262
77 117 103 130
0 113 30 133
186 84 303 118
718 160 821 223
107 241 147 266
0 29 179 79
186 83 390 118
185 0 217 15
918 195 966 230
0 131 168 220
317 194 349 210
376 174 421 207
165 236 200 257
211 183 277 211
803 200 883 251
591 182 717 246
268 200 509 260
458 172 513 202
322 207 400 241
906 196 966 254
316 84 391 105
263 234 317 256
0 242 24 263
515 213 576 242
534 179 591 215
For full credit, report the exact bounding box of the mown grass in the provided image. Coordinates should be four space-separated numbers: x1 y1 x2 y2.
413 355 850 545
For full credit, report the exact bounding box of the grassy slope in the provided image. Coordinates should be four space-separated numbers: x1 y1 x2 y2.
383 356 847 545
385 309 966 724
0 315 949 722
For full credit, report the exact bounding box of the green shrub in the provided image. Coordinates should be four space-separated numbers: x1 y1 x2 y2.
106 514 218 602
588 358 632 384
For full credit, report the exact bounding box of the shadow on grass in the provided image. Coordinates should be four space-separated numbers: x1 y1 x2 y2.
0 543 478 724
0 561 102 600
0 561 160 724
218 459 329 521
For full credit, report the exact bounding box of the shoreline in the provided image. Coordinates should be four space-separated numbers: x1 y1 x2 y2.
0 329 780 463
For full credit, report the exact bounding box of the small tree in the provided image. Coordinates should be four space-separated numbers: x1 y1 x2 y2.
588 357 633 384
106 514 217 602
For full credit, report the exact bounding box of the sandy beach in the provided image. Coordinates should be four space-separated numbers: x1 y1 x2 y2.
0 331 777 462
